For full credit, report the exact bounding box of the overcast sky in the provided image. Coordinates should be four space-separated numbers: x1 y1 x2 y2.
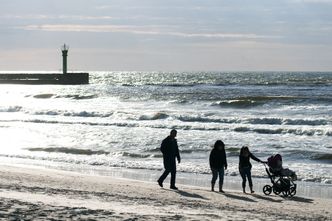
1 0 332 71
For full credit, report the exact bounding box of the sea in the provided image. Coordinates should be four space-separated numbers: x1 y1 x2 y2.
0 71 331 192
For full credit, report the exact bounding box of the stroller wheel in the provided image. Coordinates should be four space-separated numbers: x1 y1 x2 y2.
289 186 296 197
263 185 272 195
282 191 289 197
273 187 280 195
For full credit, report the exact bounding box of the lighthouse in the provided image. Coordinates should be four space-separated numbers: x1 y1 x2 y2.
61 44 69 74
0 44 89 84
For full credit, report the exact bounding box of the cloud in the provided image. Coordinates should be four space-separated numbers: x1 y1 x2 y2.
19 24 277 40
292 0 332 3
1 14 113 20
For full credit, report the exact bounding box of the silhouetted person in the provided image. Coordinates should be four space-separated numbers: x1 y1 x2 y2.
239 146 263 193
209 140 227 193
157 129 181 190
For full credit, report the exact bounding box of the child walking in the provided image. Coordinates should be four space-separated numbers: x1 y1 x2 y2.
209 140 227 193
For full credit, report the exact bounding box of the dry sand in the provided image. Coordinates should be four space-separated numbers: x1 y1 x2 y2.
0 165 331 221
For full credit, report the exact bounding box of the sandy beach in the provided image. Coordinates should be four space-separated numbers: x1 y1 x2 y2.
0 165 330 220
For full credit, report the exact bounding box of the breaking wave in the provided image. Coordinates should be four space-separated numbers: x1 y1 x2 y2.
28 94 97 100
139 112 169 120
0 106 22 112
212 96 300 108
33 94 55 99
177 116 329 127
27 147 110 155
33 110 113 118
1 118 328 137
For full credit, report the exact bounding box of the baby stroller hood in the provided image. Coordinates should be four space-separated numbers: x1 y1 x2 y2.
268 154 282 170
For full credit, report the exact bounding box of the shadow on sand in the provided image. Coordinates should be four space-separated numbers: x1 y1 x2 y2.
165 189 208 200
222 192 257 203
177 190 208 200
251 194 282 203
286 196 314 204
252 194 313 204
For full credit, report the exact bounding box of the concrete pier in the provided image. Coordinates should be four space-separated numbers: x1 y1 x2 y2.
0 44 89 85
0 73 89 85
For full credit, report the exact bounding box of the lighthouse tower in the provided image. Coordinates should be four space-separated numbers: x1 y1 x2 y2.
61 44 69 74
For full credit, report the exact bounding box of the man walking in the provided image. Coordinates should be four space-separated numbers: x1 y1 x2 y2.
157 129 181 190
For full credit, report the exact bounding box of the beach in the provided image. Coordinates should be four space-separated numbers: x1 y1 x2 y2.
0 164 331 221
0 71 331 220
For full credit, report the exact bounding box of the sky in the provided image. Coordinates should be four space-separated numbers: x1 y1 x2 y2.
0 0 332 72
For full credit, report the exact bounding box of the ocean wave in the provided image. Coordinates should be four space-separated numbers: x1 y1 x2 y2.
246 118 283 125
169 100 189 104
32 94 55 99
283 150 332 163
33 110 113 118
26 147 110 155
234 127 331 136
144 147 160 153
284 119 328 126
57 94 97 100
245 118 328 126
28 93 97 100
2 115 331 137
22 119 140 128
177 116 329 126
248 118 329 126
311 153 332 161
212 99 260 108
139 113 169 120
0 106 22 112
177 116 239 124
226 147 241 153
122 152 152 158
212 96 299 108
2 118 329 137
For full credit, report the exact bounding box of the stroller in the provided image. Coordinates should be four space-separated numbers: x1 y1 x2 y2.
262 154 297 197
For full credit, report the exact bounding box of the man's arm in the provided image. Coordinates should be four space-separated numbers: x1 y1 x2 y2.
175 141 181 163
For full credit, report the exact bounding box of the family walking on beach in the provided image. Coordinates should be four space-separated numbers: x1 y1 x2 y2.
157 129 264 193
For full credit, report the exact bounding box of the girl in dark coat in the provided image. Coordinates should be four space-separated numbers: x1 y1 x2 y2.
239 146 262 193
209 140 227 192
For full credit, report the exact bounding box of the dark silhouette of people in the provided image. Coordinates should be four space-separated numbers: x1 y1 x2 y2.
157 129 181 190
209 140 227 193
239 146 263 193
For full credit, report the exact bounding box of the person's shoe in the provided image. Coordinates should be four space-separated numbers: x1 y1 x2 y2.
170 186 178 190
219 189 225 193
243 188 246 194
250 190 255 194
158 180 163 188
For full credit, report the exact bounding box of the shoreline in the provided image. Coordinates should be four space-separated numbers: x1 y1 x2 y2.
0 164 331 220
2 160 331 199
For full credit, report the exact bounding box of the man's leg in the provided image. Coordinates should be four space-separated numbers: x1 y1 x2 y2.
158 170 170 187
170 169 177 189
